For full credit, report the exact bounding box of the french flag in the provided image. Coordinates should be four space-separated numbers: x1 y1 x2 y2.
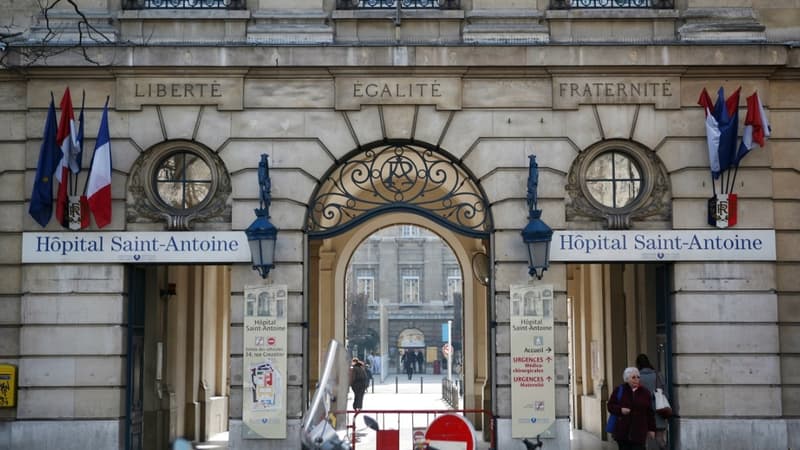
85 98 112 228
715 86 741 176
697 88 721 178
735 91 771 165
55 88 79 227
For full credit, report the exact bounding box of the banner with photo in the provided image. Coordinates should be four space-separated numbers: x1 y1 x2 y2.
510 284 556 438
242 284 288 439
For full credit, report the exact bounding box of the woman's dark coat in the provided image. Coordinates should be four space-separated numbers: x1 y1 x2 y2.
607 383 657 444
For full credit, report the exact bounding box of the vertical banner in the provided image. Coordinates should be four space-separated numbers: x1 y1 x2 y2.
510 284 556 438
243 284 288 439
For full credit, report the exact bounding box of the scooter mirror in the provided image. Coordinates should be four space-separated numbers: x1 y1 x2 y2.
363 416 380 431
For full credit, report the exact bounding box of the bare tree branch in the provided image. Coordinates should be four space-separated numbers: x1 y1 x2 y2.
1 0 118 68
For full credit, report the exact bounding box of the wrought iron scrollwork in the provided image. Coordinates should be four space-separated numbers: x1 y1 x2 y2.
124 0 245 9
549 0 673 8
307 142 490 238
337 0 460 9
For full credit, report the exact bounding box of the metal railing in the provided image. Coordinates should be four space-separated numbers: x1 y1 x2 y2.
123 0 245 9
441 378 460 409
373 375 436 394
550 0 673 8
346 408 495 450
337 0 460 9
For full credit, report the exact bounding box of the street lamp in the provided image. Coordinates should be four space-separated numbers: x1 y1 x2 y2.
245 154 278 279
521 155 553 280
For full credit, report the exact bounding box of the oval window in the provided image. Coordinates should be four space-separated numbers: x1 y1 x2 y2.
154 150 213 210
584 151 642 209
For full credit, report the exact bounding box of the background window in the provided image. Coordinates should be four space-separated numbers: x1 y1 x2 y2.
446 267 461 304
356 269 376 304
401 268 421 304
401 225 420 237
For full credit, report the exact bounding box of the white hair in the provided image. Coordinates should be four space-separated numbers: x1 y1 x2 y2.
623 367 640 383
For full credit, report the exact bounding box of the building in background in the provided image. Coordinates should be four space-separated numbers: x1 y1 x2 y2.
1 1 799 449
345 225 463 374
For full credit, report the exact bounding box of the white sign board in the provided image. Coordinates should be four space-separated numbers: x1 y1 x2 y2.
510 284 556 438
550 229 775 262
242 284 288 439
428 442 467 450
22 229 775 264
22 232 251 263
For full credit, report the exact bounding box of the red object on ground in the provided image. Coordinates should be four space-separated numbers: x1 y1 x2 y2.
376 429 400 450
425 414 475 450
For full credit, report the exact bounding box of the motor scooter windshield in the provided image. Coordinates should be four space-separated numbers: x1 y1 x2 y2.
301 339 351 450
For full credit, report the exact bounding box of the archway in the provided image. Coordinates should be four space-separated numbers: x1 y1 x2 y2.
305 140 492 426
344 225 463 386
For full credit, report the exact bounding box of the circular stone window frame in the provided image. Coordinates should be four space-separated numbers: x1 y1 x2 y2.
565 140 671 229
127 140 232 230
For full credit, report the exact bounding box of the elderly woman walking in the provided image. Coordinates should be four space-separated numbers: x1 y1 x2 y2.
607 367 656 450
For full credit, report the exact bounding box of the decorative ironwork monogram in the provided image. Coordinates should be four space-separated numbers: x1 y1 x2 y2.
307 142 490 238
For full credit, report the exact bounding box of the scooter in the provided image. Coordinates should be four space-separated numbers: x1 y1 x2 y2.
301 340 352 450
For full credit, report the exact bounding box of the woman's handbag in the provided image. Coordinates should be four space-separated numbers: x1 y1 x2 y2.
606 385 624 433
654 388 672 418
605 411 618 434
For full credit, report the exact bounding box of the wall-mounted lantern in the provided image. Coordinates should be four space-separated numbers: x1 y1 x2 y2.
245 154 278 279
521 155 553 280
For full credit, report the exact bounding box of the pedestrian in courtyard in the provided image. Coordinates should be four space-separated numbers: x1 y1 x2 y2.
366 352 375 369
349 358 369 410
636 354 668 450
371 352 381 379
364 352 374 383
607 366 656 450
415 349 424 374
401 350 414 380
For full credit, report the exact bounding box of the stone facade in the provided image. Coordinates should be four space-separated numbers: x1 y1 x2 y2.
0 1 799 449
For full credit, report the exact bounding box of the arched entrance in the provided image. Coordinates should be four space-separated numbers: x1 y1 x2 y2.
304 140 492 425
397 328 426 349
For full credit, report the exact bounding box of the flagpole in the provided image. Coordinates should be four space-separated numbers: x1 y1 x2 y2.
710 171 717 197
729 165 739 195
722 168 728 195
72 91 86 196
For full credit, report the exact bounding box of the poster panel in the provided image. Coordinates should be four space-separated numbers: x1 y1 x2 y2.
510 284 555 438
242 284 288 439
